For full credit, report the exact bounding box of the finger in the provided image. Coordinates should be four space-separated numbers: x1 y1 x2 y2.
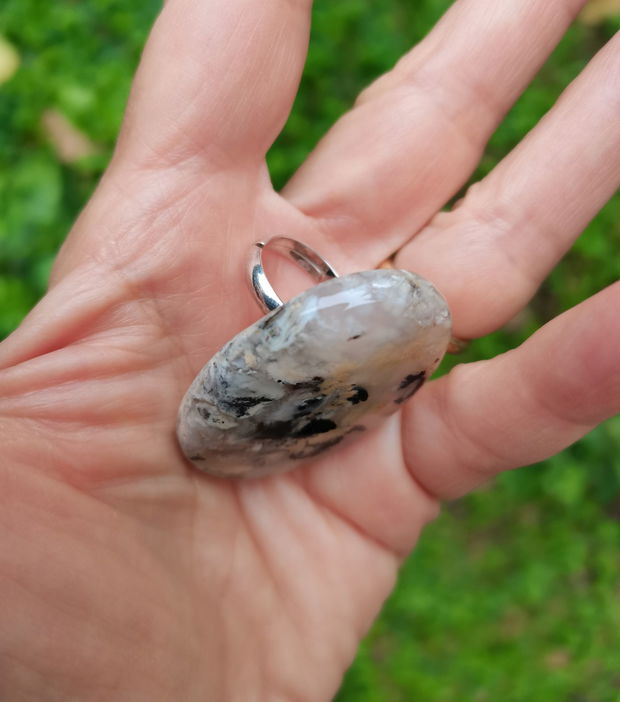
395 32 620 338
401 282 620 501
116 0 313 169
282 0 588 267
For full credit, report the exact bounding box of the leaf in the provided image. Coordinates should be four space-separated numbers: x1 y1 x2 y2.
41 109 99 163
0 36 20 85
580 0 620 23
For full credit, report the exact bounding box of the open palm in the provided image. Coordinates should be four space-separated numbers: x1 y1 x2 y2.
1 1 619 699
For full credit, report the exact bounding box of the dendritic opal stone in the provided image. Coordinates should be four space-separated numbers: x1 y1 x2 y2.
177 270 451 478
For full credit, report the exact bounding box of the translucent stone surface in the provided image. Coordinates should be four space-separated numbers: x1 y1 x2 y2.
177 270 451 478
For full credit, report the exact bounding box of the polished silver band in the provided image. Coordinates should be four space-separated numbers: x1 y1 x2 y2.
249 237 339 313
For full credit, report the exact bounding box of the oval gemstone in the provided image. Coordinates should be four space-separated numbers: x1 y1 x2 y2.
177 269 451 477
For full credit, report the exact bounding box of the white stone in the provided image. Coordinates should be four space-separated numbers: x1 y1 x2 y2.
177 270 451 478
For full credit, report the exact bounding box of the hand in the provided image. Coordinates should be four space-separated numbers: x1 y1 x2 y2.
0 0 618 699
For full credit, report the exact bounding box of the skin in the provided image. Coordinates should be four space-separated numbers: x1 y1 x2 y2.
0 0 618 699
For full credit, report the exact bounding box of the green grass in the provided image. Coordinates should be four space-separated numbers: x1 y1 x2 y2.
2 1 620 699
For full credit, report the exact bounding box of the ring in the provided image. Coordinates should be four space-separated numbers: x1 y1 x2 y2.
249 237 339 313
177 237 455 478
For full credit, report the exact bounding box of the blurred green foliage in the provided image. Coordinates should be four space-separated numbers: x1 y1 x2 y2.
1 1 619 699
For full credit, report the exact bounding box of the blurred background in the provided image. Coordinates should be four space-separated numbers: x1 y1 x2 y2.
1 0 619 699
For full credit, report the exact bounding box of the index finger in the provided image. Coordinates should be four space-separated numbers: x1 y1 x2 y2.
117 0 314 171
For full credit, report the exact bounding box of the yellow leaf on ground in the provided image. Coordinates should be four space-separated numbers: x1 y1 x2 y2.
41 109 99 163
0 36 20 85
580 0 620 23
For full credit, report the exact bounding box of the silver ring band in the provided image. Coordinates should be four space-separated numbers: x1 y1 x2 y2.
249 237 339 314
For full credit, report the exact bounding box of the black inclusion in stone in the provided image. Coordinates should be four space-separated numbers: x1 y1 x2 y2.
254 419 297 440
292 418 337 438
347 385 369 405
399 372 425 389
258 305 285 330
294 395 326 418
197 407 211 420
222 396 272 418
285 376 325 393
395 371 426 404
